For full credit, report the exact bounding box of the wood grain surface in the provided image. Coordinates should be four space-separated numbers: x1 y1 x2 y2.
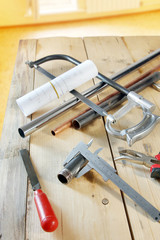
0 36 160 240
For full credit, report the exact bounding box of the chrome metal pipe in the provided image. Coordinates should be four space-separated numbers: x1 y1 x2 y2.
18 49 160 137
57 153 86 184
18 82 106 137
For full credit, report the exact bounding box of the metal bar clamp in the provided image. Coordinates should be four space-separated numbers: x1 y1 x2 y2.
106 91 160 146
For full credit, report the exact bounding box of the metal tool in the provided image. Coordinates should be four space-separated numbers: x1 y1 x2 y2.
20 149 58 232
18 49 160 138
57 140 160 222
70 87 160 147
115 149 160 179
19 54 160 146
106 108 160 146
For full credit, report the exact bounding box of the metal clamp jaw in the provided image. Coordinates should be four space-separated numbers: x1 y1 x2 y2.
105 92 160 146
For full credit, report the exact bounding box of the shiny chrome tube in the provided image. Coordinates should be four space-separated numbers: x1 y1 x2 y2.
18 49 160 138
18 82 106 137
57 154 86 184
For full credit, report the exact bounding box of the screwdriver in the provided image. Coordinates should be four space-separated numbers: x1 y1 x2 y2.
20 149 58 232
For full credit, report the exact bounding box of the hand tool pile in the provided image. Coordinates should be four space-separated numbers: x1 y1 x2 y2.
17 48 160 231
58 140 160 222
18 50 160 145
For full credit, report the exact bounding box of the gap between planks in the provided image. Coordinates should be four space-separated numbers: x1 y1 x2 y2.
25 39 37 240
82 36 134 239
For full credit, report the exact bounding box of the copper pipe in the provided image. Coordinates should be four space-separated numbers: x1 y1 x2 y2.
51 122 72 135
51 65 160 135
51 110 89 135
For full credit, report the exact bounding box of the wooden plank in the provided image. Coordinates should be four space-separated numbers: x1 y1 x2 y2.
0 39 37 240
84 36 160 239
118 36 160 239
84 36 140 102
25 37 131 239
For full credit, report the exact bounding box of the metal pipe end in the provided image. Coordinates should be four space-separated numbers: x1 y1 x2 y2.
57 168 73 184
72 119 81 129
51 130 56 136
18 128 25 138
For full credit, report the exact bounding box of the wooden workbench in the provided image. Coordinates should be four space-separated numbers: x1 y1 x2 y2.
1 36 160 240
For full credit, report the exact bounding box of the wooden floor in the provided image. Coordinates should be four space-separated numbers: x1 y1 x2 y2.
1 36 160 240
0 10 160 136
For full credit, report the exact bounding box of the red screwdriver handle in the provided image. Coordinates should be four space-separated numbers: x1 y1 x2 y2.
34 189 58 232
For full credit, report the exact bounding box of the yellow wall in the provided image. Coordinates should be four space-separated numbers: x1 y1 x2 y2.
1 0 160 27
0 0 31 25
